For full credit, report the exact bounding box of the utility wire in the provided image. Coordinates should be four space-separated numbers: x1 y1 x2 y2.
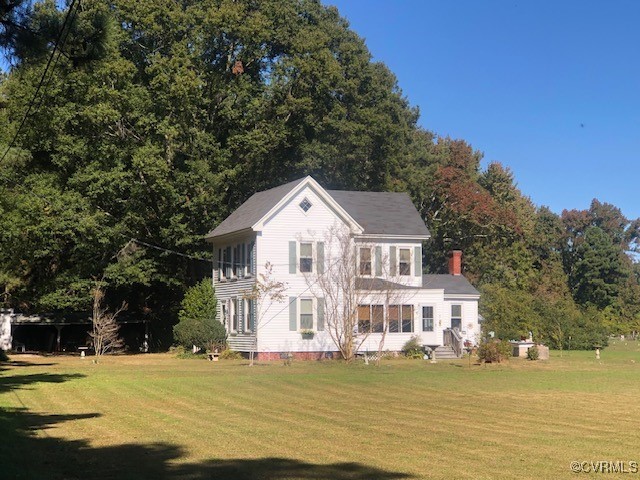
0 0 80 165
0 0 223 271
253 255 345 330
31 0 80 114
126 238 212 263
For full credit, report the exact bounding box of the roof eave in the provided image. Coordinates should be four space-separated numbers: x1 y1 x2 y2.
354 233 431 241
205 227 255 243
252 176 364 234
444 293 481 300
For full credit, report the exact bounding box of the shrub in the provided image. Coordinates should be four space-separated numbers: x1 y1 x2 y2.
219 349 242 360
527 345 539 361
477 339 511 363
0 349 9 362
401 336 424 359
173 279 226 351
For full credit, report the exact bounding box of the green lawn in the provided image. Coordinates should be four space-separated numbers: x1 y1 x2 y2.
2 342 640 479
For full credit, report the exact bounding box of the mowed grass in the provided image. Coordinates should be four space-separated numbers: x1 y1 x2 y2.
2 342 640 480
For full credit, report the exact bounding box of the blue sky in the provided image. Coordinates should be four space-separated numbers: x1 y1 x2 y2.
327 0 640 220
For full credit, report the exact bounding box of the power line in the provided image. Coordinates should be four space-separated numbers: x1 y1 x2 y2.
0 0 229 274
0 0 80 165
254 255 345 330
127 238 212 263
31 0 80 114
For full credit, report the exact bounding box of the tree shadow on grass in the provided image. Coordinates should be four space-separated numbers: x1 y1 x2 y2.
1 407 415 480
0 360 55 372
0 372 85 394
0 368 415 480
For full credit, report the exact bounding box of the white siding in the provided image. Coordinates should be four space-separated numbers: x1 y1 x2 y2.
255 185 347 353
444 297 481 345
210 181 481 355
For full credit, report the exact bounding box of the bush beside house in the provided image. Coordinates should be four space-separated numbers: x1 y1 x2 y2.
173 279 226 351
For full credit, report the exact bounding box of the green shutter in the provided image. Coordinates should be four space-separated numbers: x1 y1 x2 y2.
248 299 255 332
289 297 297 331
317 242 324 274
289 241 297 274
414 246 421 277
390 246 397 276
375 246 382 276
317 298 325 331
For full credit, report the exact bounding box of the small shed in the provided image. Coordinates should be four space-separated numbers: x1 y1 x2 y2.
510 340 535 357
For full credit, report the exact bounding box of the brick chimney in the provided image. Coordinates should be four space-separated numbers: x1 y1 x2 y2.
448 250 462 276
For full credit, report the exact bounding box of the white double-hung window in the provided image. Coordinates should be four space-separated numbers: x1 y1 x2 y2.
299 298 314 329
299 243 313 273
422 306 434 332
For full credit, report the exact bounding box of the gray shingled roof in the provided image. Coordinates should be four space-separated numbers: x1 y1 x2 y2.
327 190 430 237
421 274 480 296
355 275 479 296
205 178 306 239
205 177 430 240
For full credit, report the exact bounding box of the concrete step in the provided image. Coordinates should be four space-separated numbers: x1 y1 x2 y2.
434 346 460 359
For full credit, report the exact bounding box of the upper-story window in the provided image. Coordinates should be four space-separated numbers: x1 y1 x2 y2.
299 197 313 213
359 247 372 276
218 241 255 281
399 248 411 276
224 246 232 279
299 243 313 273
233 244 242 277
246 241 255 277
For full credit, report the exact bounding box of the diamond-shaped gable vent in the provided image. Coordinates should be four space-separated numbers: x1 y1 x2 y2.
299 198 312 213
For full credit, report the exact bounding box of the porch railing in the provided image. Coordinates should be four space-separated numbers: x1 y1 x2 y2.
443 328 463 358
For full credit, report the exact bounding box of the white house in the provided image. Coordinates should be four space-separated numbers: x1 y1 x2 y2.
205 176 480 360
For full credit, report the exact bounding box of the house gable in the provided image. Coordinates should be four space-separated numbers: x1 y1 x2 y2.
254 176 363 234
205 176 363 241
